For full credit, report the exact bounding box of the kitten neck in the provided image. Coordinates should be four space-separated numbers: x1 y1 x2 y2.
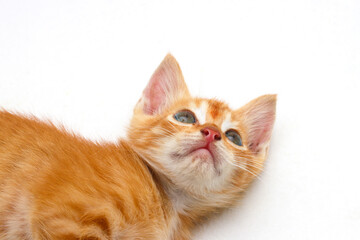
124 140 230 238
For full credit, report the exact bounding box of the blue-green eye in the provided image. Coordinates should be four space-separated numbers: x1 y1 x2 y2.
225 129 242 146
174 110 196 124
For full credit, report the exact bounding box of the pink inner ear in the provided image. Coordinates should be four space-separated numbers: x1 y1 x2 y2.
242 95 276 153
143 71 167 114
140 54 189 115
248 115 274 152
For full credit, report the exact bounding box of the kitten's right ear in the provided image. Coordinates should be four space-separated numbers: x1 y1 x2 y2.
136 54 190 115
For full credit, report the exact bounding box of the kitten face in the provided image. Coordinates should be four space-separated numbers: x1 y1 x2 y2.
127 54 276 197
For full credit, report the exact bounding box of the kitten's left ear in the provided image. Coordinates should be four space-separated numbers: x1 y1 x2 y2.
137 54 190 115
235 95 277 153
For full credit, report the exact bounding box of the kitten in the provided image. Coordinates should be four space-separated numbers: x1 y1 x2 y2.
0 54 276 240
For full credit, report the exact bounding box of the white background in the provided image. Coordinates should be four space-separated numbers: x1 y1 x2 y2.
1 1 359 239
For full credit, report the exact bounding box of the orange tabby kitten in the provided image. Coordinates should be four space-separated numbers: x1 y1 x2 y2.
0 54 276 240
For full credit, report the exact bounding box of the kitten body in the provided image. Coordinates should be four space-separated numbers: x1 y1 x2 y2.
0 112 173 239
0 54 276 239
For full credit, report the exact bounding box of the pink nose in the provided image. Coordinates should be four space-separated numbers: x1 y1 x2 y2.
201 127 221 143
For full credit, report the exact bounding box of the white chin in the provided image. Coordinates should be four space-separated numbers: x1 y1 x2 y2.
190 148 214 164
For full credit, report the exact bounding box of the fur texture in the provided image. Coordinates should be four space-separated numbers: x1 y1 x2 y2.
0 54 276 239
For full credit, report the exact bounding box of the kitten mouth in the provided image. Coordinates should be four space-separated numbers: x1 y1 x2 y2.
190 146 213 158
189 143 218 165
170 141 220 173
171 141 219 164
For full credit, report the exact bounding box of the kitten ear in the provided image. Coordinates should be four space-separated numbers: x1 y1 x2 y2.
236 95 277 153
138 54 190 115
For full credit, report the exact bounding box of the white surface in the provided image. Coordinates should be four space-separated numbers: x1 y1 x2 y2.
1 1 359 239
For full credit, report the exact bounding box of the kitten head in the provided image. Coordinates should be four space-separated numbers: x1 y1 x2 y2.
127 54 276 199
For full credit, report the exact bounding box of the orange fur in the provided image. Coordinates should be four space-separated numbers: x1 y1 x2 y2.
0 54 276 239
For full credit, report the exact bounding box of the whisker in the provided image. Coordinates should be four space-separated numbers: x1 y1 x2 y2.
224 158 263 181
167 122 179 131
233 158 265 169
233 158 264 171
156 127 176 137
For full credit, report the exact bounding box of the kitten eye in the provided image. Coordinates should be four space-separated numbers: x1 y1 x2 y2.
225 129 242 146
174 110 196 124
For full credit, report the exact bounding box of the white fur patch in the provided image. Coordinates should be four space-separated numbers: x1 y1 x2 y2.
192 101 207 125
166 214 179 240
5 194 32 239
221 113 235 132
